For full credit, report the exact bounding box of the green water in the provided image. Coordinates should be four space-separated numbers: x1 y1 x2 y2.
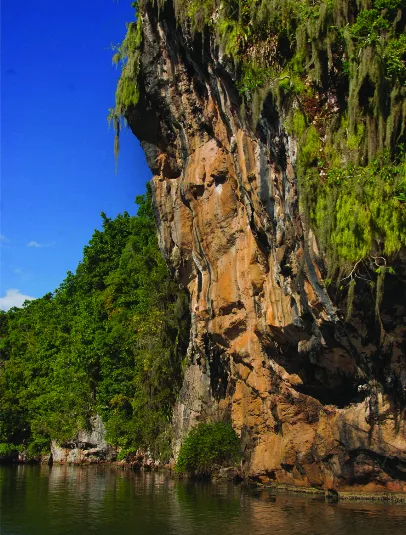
1 465 405 535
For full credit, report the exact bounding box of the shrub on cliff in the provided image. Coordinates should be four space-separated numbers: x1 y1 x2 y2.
176 422 241 476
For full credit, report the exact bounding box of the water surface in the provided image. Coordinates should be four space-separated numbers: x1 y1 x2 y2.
1 465 405 535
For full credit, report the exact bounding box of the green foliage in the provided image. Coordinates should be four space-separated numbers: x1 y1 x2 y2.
299 126 321 170
350 9 390 46
292 111 306 137
347 124 365 151
116 445 138 461
310 150 406 266
0 443 19 460
385 34 406 80
110 2 143 164
0 184 190 461
176 422 241 476
374 0 402 8
396 179 406 202
236 63 269 95
184 0 216 32
26 437 50 457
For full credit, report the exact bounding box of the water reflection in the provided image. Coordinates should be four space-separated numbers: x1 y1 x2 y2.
1 465 405 535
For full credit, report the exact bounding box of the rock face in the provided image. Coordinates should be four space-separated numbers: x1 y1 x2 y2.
126 1 406 493
51 415 115 464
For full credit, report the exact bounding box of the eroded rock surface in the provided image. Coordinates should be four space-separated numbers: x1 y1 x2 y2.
51 415 115 464
126 1 406 493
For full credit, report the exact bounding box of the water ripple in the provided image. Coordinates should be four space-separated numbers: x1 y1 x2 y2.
1 465 405 535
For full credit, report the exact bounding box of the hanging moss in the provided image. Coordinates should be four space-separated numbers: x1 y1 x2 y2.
309 151 406 269
114 0 406 279
110 2 143 164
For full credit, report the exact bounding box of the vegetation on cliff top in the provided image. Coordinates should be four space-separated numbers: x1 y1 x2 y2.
113 0 405 291
0 185 190 461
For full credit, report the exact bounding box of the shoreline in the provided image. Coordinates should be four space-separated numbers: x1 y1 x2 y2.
254 482 406 504
2 459 406 504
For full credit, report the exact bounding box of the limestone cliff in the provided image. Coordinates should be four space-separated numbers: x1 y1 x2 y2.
122 0 406 493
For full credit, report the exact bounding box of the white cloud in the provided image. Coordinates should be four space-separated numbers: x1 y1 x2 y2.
0 234 11 247
11 266 31 282
0 289 36 311
13 266 26 276
27 240 55 248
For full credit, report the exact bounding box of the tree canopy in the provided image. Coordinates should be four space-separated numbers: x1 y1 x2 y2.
0 185 190 461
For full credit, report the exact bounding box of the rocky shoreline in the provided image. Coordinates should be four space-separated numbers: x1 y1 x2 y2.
2 454 406 504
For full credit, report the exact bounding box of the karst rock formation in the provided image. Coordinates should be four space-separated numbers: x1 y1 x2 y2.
124 0 406 493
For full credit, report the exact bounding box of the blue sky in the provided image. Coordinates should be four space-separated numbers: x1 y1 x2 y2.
1 0 152 310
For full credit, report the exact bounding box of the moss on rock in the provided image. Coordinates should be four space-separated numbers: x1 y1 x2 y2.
113 0 406 279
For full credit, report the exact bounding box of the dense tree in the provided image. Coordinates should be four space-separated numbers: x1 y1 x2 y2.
0 185 190 460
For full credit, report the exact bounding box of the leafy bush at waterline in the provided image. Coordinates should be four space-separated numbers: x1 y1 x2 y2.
176 422 241 476
0 443 20 461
